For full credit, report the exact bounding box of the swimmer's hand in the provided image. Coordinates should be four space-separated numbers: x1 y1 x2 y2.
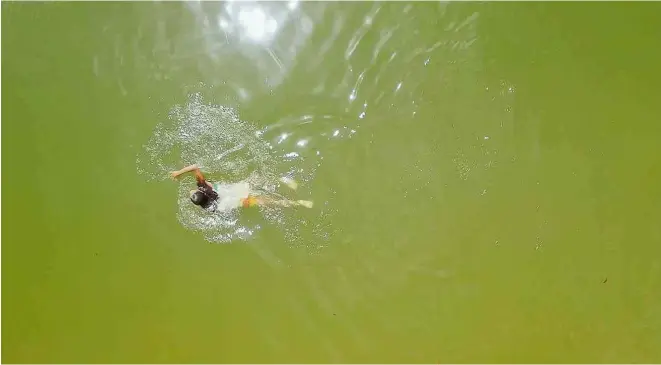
169 171 180 180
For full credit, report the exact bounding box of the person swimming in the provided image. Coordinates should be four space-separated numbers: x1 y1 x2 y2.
170 164 313 212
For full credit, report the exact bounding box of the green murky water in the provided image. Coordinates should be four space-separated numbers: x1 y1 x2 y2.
3 2 661 363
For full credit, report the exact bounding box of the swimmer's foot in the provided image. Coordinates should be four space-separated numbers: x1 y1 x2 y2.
296 200 314 208
280 177 298 190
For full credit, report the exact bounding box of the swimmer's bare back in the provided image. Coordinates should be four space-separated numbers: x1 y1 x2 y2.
169 164 313 210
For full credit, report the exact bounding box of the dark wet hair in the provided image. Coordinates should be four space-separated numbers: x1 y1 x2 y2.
190 190 211 207
191 184 219 209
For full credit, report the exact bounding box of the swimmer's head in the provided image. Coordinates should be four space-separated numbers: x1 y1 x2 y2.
190 190 211 208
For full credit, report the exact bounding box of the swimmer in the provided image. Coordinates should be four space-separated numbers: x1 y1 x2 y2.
169 164 313 212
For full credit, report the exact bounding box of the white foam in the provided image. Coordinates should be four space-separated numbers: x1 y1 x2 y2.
137 93 331 245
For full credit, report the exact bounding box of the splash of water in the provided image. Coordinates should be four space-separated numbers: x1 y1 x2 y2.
137 93 331 244
138 92 274 180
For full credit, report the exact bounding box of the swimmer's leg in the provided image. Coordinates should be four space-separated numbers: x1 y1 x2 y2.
295 200 314 208
246 195 313 208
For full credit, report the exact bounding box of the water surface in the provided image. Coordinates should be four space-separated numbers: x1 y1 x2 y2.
3 2 661 362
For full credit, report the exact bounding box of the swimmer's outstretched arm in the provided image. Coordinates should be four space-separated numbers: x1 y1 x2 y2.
170 164 210 187
170 164 202 179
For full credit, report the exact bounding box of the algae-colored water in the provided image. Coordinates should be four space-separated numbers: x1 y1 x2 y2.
2 2 660 363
